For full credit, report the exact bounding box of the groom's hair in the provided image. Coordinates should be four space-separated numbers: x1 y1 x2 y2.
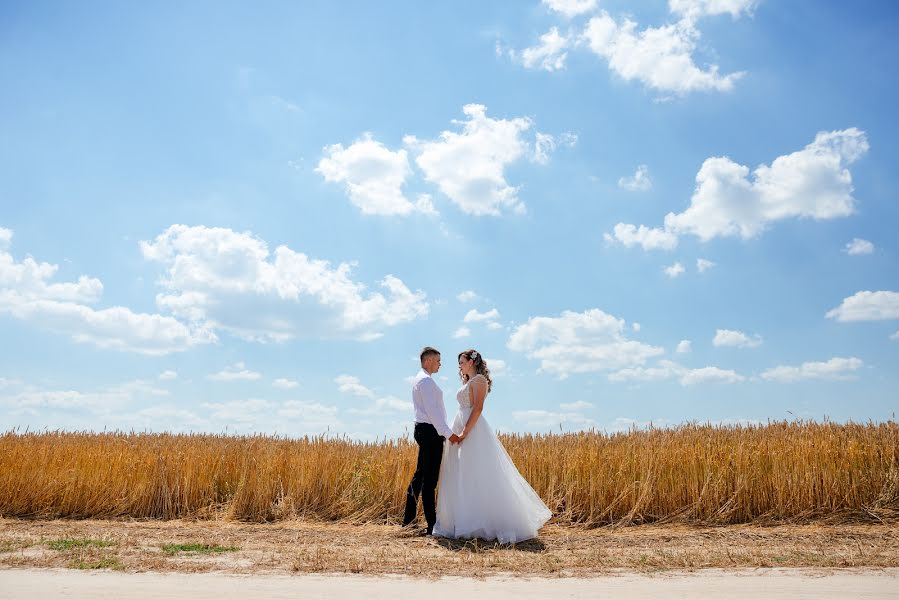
420 346 440 362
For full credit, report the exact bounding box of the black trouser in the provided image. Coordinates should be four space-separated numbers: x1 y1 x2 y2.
403 422 445 531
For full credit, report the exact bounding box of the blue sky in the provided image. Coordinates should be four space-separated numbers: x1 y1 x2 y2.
1 0 897 440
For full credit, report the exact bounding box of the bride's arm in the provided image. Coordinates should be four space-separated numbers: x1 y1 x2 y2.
459 376 487 440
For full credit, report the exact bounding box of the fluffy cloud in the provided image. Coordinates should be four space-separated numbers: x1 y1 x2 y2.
1 379 168 414
453 326 471 339
485 357 506 374
0 229 213 354
464 308 500 323
207 362 261 382
582 12 743 94
609 359 745 385
696 258 716 272
507 308 664 378
618 165 652 191
140 224 428 342
158 370 178 381
317 134 432 216
533 131 577 165
349 395 413 415
521 27 570 71
664 262 685 278
713 329 763 348
201 398 341 432
760 357 863 382
604 223 678 251
335 375 375 398
611 129 869 250
676 340 692 353
845 238 874 256
559 400 593 411
457 290 478 303
665 129 869 241
542 0 598 18
826 291 899 322
668 0 757 20
405 104 532 216
512 404 594 430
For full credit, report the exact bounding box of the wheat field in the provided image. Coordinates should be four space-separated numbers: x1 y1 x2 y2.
1 420 897 525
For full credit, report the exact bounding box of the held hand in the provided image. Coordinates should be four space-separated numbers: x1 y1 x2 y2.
448 433 461 444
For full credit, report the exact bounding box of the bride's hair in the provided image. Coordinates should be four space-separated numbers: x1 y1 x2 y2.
458 349 492 393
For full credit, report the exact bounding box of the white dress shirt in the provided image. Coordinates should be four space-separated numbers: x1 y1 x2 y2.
412 368 454 438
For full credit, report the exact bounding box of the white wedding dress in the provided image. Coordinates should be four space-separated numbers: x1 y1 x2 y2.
433 374 552 543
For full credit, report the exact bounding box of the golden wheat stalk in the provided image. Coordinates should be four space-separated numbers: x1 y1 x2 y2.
1 420 896 525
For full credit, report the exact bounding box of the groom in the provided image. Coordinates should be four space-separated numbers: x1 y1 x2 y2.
403 346 460 535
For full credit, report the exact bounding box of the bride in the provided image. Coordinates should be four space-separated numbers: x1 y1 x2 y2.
433 349 552 543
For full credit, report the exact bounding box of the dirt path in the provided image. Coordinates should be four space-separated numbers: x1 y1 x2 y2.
1 518 898 577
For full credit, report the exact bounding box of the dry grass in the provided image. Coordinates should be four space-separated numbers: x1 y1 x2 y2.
1 518 897 576
1 420 897 526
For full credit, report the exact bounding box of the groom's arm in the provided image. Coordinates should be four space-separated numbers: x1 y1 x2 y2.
419 379 454 439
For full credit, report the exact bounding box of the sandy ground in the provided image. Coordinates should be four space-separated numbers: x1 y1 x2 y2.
2 567 899 599
2 518 899 577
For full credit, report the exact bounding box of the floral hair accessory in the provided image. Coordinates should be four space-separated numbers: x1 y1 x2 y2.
470 350 479 360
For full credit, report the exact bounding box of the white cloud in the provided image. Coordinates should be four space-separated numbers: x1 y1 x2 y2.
464 308 500 323
487 321 503 330
664 129 869 241
543 0 598 18
207 362 262 382
891 331 899 341
826 290 899 322
760 357 863 382
669 0 757 20
335 374 375 398
453 326 471 339
140 224 428 342
0 296 215 355
507 308 664 378
582 12 743 94
405 104 532 216
609 359 744 385
680 366 745 385
272 378 299 389
713 329 763 348
664 262 685 278
485 357 506 374
604 223 678 251
1 379 168 413
457 290 478 303
414 194 439 216
200 398 341 432
316 134 426 216
559 400 593 411
618 165 652 191
613 129 870 251
533 131 577 165
158 370 178 381
0 230 199 355
371 396 413 413
512 408 594 430
632 322 641 332
697 258 716 272
676 340 692 353
521 27 570 72
845 238 874 256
